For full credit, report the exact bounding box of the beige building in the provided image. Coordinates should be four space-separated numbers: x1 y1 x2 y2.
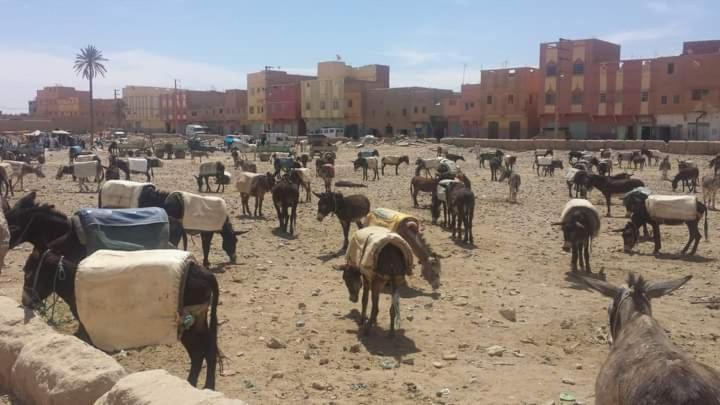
302 61 389 137
246 69 314 136
123 86 173 133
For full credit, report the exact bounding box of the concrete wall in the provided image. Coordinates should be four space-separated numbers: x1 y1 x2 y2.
439 137 720 155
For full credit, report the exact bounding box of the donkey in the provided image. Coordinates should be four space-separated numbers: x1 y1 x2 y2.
659 156 672 180
354 157 380 181
631 154 646 171
195 162 226 193
415 157 443 177
640 148 662 166
318 164 335 192
672 167 699 193
444 153 465 163
498 167 521 203
56 161 104 193
617 151 640 169
587 174 645 217
411 175 435 207
297 153 310 168
5 161 45 192
489 157 501 181
341 245 409 337
314 192 370 251
288 168 312 202
710 154 720 176
503 155 517 171
580 273 720 405
20 249 222 389
543 159 564 177
446 182 474 243
619 196 707 256
138 189 244 266
237 172 275 217
315 154 335 175
381 155 409 175
273 156 301 179
702 175 720 210
272 177 299 235
477 149 504 168
552 200 601 274
0 164 13 197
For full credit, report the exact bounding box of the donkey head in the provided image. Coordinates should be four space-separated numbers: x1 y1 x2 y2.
21 250 74 309
314 192 338 221
341 266 362 303
32 165 46 178
581 273 691 344
614 222 640 253
220 219 247 263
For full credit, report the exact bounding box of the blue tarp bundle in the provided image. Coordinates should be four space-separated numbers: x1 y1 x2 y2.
73 207 170 254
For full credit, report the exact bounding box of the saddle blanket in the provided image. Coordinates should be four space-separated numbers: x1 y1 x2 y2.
565 168 580 182
74 154 97 162
100 180 153 208
560 199 601 237
436 179 461 203
345 226 414 283
128 158 148 173
646 195 698 221
72 207 170 254
199 162 221 177
73 161 98 178
179 192 227 232
536 156 552 166
76 249 194 352
365 208 417 233
235 172 263 194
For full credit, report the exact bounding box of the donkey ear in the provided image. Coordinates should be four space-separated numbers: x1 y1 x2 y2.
611 228 625 233
234 230 250 236
579 276 621 298
645 275 692 299
550 221 563 226
312 191 322 198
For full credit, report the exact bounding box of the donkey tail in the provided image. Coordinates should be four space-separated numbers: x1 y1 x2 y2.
208 269 222 376
704 202 709 241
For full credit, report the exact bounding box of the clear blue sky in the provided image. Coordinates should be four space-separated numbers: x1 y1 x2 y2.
1 0 717 112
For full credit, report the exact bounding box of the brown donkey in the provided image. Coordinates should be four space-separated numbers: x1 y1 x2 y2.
581 273 720 405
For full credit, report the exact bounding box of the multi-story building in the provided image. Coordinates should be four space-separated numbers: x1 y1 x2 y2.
458 83 483 137
247 69 314 136
302 61 389 137
159 89 248 134
651 41 720 140
363 87 452 137
538 38 622 139
478 67 541 138
123 86 173 133
31 85 116 132
537 38 720 140
440 92 462 138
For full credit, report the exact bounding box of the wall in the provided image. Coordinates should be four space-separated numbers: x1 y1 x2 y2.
123 86 172 132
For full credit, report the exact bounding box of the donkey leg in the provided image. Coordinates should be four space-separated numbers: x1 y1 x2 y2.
681 222 694 254
389 290 396 338
360 278 369 326
200 232 212 267
181 331 206 387
583 240 591 273
689 222 701 255
652 223 662 254
341 221 350 250
364 283 381 336
571 244 579 272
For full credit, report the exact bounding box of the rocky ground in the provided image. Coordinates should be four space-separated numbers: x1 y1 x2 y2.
0 142 718 405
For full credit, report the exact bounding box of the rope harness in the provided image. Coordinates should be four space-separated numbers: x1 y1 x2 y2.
25 250 67 325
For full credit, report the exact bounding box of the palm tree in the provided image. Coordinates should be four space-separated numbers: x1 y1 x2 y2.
74 45 108 145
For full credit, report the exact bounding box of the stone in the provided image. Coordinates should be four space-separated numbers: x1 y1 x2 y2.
560 319 575 329
267 338 286 349
401 358 415 365
271 371 284 379
296 320 305 328
442 352 458 361
562 377 576 385
319 358 329 365
432 361 445 369
499 307 517 322
311 381 327 390
486 345 506 357
349 344 361 353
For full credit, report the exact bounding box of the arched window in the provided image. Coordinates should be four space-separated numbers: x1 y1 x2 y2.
546 62 557 77
572 88 583 105
573 59 585 75
545 90 556 105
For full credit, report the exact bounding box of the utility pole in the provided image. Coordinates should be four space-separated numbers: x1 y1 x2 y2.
173 79 178 134
113 89 120 128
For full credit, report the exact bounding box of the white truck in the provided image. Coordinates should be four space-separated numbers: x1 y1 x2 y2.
185 124 210 137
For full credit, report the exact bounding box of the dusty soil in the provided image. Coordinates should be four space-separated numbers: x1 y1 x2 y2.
0 143 718 405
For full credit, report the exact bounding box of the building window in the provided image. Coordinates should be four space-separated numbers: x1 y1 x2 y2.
507 94 514 105
333 100 339 110
306 82 310 88
641 92 649 102
692 89 708 101
305 102 311 110
546 62 557 77
545 90 555 105
573 60 584 75
667 63 674 74
599 93 607 103
486 96 493 105
249 106 254 114
402 108 407 116
464 103 470 111
616 93 624 102
320 101 326 110
347 99 353 108
673 95 680 104
571 89 583 105
660 95 668 105
414 106 418 113
260 106 264 113
422 106 426 113
219 108 223 114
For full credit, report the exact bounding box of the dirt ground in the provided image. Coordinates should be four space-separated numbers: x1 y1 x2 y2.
1 142 718 405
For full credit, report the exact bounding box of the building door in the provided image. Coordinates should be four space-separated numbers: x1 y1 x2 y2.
488 121 499 139
509 121 521 139
658 126 671 143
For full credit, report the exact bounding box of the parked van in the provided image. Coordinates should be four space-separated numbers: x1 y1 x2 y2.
310 127 344 138
261 132 291 145
185 124 209 137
